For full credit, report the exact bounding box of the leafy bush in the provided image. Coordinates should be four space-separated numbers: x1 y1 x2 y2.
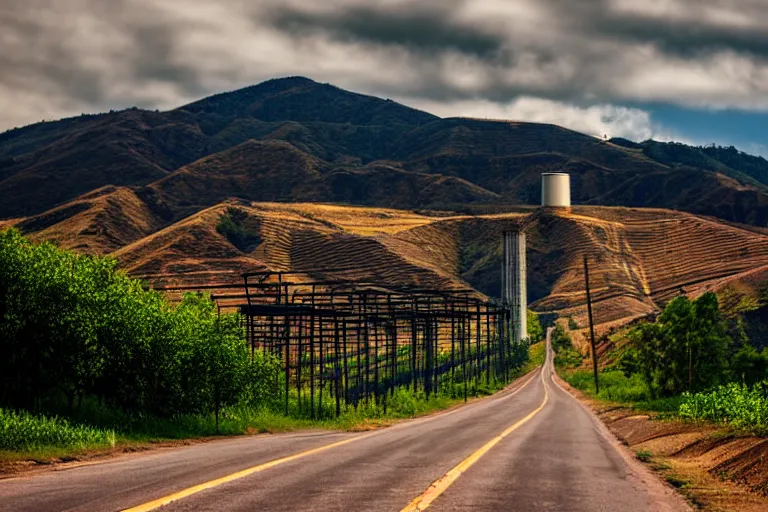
563 370 683 412
0 228 278 423
0 408 116 451
731 345 768 386
635 449 653 462
551 324 572 352
679 381 768 432
527 310 543 343
216 207 260 252
628 293 730 397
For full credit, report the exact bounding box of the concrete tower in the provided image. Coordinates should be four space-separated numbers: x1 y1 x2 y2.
501 230 527 343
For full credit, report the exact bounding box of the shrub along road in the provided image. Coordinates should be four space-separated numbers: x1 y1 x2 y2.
0 334 690 512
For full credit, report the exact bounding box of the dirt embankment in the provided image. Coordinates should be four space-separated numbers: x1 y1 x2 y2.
558 377 768 512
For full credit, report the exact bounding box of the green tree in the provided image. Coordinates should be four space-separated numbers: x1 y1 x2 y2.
0 228 277 421
527 310 543 343
629 293 730 397
657 296 697 393
176 294 250 431
551 324 572 352
731 345 768 386
691 292 729 389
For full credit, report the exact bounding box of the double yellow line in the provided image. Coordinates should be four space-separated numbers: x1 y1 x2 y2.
124 364 550 512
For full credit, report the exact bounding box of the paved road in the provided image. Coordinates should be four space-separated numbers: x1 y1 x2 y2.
0 333 689 511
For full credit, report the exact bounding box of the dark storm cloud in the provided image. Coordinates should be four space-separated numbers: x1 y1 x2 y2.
267 1 505 60
1 0 768 134
128 22 210 96
0 0 211 123
580 0 768 60
256 0 768 105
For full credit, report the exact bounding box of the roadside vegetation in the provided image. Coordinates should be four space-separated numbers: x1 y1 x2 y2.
554 292 768 432
679 383 768 434
0 229 542 461
0 409 116 453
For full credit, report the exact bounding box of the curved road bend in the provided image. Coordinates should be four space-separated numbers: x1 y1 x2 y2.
0 333 690 512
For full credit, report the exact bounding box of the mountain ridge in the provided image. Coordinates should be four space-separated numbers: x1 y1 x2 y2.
2 76 768 227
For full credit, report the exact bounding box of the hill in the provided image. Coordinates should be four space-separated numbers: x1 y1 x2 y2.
119 203 768 328
1 77 768 226
8 197 766 330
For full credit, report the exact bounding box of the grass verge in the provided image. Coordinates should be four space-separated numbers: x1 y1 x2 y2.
2 342 546 467
1 350 542 465
0 394 461 464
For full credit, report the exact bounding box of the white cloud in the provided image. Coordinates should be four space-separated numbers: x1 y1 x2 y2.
406 96 686 143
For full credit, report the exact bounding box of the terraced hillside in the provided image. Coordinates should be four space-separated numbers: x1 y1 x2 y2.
7 199 767 330
112 202 472 294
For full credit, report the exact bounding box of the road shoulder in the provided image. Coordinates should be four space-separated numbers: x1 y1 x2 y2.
553 370 768 512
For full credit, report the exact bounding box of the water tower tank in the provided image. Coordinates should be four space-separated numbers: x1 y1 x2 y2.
541 173 571 207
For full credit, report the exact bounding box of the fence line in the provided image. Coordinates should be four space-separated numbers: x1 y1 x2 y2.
207 271 521 418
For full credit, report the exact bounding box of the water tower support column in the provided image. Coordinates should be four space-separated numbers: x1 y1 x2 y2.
502 230 527 343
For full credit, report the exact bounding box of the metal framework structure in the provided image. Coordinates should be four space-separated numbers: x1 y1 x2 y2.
183 271 516 418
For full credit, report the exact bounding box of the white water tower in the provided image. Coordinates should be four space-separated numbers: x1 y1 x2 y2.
541 173 571 207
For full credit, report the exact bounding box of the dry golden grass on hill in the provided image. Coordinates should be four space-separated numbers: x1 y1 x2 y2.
7 198 768 328
527 207 768 329
15 186 163 254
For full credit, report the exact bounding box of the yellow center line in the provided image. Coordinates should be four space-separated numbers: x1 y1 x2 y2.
121 433 375 512
122 364 546 512
401 365 550 512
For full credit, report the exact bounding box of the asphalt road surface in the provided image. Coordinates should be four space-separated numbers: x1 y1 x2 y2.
0 333 690 511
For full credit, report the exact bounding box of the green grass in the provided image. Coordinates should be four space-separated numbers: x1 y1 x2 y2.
0 408 116 453
635 449 653 462
2 343 542 463
0 389 476 462
554 346 583 370
562 366 767 435
665 474 692 489
560 370 684 414
521 342 546 374
0 398 460 463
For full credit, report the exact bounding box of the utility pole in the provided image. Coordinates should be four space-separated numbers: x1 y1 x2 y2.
583 255 600 394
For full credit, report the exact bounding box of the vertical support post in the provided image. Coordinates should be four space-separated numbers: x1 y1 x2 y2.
297 315 303 413
481 304 489 387
334 317 341 417
374 303 380 405
502 230 528 343
584 255 600 394
309 313 315 419
343 321 349 406
461 317 467 402
363 294 370 406
284 317 290 415
433 319 439 395
450 302 456 395
425 319 432 398
411 299 418 393
319 316 324 416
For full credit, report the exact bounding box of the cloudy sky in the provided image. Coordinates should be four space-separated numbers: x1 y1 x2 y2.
1 0 767 155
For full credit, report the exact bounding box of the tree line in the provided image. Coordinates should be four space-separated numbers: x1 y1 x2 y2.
0 229 278 427
618 293 767 397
